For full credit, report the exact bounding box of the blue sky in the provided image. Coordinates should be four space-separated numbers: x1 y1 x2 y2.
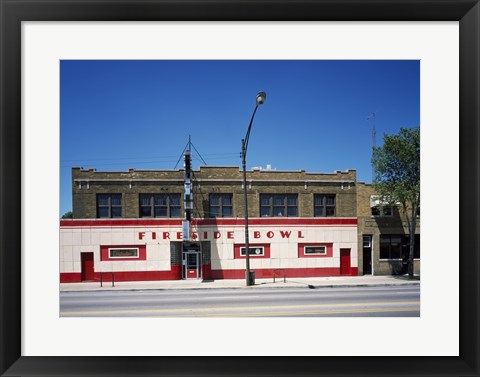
60 60 420 217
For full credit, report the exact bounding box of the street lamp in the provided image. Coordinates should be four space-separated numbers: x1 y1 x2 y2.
241 91 267 286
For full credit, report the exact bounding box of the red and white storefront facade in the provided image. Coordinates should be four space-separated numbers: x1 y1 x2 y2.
60 218 358 283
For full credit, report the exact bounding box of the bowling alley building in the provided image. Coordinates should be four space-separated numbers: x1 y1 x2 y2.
60 163 420 283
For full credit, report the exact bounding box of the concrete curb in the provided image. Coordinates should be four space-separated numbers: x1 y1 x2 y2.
60 280 420 293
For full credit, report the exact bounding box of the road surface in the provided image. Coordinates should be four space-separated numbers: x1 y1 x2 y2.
60 285 420 317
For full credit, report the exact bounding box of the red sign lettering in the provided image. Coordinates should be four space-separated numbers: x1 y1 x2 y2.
139 229 310 242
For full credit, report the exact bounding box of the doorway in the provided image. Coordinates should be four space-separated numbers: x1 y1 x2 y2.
183 252 200 279
340 248 351 276
362 235 372 275
182 242 201 279
80 252 95 281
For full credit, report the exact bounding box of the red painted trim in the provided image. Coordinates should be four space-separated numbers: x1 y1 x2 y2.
298 243 333 258
60 266 182 283
93 268 181 282
60 273 82 283
197 218 357 226
234 243 271 259
60 266 358 283
210 267 359 279
61 217 357 228
202 264 212 280
61 219 183 227
100 244 147 261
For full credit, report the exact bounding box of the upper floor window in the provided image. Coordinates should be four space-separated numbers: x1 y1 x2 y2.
370 195 393 217
209 194 233 218
260 194 298 217
97 194 122 218
314 194 336 217
139 194 181 218
371 206 393 217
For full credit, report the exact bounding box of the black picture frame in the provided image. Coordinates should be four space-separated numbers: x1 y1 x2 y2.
1 1 479 376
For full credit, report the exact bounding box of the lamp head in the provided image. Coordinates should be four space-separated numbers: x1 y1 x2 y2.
256 91 267 106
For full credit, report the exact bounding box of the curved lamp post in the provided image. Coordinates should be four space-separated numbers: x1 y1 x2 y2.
241 91 267 286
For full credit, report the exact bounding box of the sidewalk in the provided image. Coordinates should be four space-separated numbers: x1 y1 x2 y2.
60 275 420 292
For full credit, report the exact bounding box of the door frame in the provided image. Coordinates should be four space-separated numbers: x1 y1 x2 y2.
80 252 95 281
182 251 201 279
340 248 351 276
362 235 373 275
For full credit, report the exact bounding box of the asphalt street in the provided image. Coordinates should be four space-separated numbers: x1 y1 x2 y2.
60 285 420 317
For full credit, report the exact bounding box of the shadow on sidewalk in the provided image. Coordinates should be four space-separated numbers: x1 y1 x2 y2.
391 274 421 281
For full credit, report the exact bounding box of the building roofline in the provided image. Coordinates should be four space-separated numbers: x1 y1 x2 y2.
73 178 356 184
72 166 356 176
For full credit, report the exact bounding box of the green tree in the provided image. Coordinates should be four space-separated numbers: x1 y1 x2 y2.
61 211 73 219
372 127 420 279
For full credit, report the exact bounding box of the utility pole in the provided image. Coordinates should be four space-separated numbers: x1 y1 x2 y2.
183 141 193 240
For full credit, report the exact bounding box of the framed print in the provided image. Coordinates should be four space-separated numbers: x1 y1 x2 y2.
1 0 479 376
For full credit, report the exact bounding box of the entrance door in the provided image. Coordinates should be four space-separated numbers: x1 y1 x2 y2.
183 252 201 279
81 252 95 281
340 248 351 276
362 235 372 275
182 242 201 279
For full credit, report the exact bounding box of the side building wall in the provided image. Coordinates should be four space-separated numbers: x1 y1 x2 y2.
356 183 420 275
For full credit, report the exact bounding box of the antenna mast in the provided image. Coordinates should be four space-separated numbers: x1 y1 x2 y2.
367 109 381 150
367 107 382 182
174 135 207 169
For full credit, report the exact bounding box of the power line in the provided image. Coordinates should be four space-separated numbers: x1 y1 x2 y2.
61 152 238 163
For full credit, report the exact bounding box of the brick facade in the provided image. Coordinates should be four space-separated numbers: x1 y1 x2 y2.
72 167 357 219
63 166 420 281
356 183 420 275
